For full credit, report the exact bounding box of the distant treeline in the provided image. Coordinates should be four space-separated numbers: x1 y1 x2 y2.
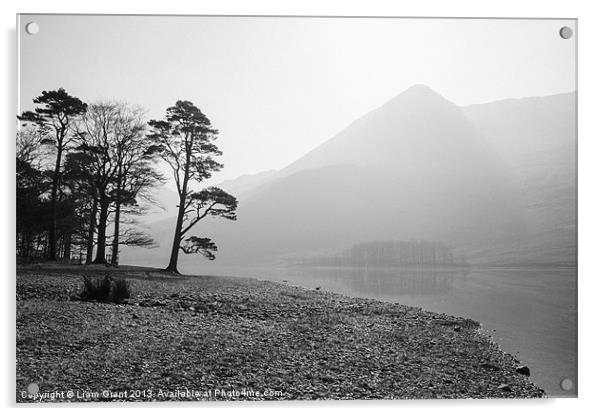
289 240 469 268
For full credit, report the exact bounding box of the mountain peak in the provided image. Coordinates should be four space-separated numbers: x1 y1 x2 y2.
375 85 453 113
396 84 447 101
369 84 455 119
405 84 435 93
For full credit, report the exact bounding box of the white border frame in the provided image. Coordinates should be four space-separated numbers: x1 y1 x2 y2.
3 1 599 415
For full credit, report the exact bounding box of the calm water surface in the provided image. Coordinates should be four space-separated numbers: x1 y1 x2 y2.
183 264 577 397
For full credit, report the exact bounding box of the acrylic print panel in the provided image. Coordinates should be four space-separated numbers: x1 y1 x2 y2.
16 15 577 401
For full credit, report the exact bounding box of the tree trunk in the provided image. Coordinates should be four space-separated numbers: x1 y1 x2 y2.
21 231 32 258
111 181 122 267
93 195 110 264
48 145 63 261
164 191 186 274
165 155 191 274
63 233 72 262
86 195 98 263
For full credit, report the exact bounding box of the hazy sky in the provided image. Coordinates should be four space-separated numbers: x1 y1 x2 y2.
18 15 576 184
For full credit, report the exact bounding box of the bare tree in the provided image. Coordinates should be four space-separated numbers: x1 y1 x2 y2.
76 102 121 263
109 106 163 266
74 101 162 264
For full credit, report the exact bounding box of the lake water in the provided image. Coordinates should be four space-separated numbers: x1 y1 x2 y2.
182 264 577 397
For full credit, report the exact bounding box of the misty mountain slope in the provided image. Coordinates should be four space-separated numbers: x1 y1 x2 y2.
121 86 576 269
217 169 277 200
279 85 508 178
459 93 576 266
469 140 576 266
462 92 575 163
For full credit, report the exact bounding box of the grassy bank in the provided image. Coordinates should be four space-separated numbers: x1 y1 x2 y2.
16 264 545 401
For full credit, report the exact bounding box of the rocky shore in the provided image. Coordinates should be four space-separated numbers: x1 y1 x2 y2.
16 265 545 401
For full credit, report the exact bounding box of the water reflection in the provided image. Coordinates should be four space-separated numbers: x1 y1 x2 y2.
283 266 467 297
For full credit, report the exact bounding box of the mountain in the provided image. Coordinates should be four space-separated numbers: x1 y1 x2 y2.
278 85 502 177
217 170 277 200
121 86 576 269
466 140 576 266
462 92 575 164
462 92 576 266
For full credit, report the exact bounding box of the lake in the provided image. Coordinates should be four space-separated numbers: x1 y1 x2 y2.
182 264 577 397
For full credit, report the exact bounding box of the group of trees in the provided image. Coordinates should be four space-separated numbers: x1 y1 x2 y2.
17 88 237 273
290 240 468 268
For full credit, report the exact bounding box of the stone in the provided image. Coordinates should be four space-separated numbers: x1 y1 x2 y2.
516 366 531 376
480 362 501 371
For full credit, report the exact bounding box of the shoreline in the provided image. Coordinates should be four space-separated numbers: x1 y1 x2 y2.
16 264 545 401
